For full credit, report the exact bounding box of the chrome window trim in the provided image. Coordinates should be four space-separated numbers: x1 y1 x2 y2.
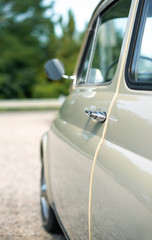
73 0 118 87
74 0 123 88
85 16 101 84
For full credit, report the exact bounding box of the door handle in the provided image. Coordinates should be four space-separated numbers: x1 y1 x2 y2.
85 110 106 123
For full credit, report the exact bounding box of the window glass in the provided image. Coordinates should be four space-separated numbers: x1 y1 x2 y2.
77 0 131 86
131 0 152 83
87 17 128 84
77 31 95 85
86 0 131 85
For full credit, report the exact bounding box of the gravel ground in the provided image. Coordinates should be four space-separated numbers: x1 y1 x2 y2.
0 111 66 240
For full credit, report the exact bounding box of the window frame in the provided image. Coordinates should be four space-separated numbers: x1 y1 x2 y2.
125 0 152 90
76 17 100 85
75 0 121 87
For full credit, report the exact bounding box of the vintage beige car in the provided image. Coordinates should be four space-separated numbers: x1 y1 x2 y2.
40 0 152 239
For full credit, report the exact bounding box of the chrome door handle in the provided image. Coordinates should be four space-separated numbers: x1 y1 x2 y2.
85 110 106 123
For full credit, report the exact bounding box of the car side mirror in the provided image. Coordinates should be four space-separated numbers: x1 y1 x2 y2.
45 58 65 81
45 58 76 81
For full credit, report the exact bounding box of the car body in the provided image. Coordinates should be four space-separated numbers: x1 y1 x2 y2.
40 0 152 239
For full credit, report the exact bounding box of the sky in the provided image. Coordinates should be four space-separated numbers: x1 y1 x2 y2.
44 0 101 33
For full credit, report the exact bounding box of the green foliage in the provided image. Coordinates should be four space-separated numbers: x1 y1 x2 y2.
32 81 70 99
56 10 80 75
0 0 83 99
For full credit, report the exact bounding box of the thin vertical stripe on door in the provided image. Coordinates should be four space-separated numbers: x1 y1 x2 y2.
88 0 139 239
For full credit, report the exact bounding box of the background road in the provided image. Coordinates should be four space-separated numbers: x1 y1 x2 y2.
0 111 66 240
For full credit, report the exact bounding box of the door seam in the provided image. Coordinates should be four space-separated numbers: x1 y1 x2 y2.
88 0 139 239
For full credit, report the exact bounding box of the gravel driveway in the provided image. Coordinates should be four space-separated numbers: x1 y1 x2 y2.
0 111 66 240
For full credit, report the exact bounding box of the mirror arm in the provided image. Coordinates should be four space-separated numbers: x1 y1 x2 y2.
63 75 76 81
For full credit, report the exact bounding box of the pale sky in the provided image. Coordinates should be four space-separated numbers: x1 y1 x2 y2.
44 0 100 33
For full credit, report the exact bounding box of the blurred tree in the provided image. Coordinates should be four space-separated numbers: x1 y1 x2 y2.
0 0 82 99
0 0 58 98
32 9 82 98
57 10 80 75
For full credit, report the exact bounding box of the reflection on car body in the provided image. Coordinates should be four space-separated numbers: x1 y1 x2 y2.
40 0 152 239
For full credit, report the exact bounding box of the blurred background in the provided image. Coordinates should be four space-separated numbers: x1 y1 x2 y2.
0 2 100 239
0 1 99 239
0 0 100 101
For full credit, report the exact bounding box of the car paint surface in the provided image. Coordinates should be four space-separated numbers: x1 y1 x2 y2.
91 77 152 240
41 0 152 239
48 86 115 239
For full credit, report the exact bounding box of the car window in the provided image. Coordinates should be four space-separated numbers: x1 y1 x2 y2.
77 21 97 85
130 0 152 85
87 17 128 84
77 0 131 86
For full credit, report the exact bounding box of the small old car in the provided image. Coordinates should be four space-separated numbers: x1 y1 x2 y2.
40 0 152 239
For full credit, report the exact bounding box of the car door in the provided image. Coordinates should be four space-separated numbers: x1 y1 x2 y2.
91 0 152 239
48 0 132 239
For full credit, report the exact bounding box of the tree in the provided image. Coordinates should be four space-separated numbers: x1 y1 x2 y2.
32 9 82 98
0 1 83 99
0 0 58 98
